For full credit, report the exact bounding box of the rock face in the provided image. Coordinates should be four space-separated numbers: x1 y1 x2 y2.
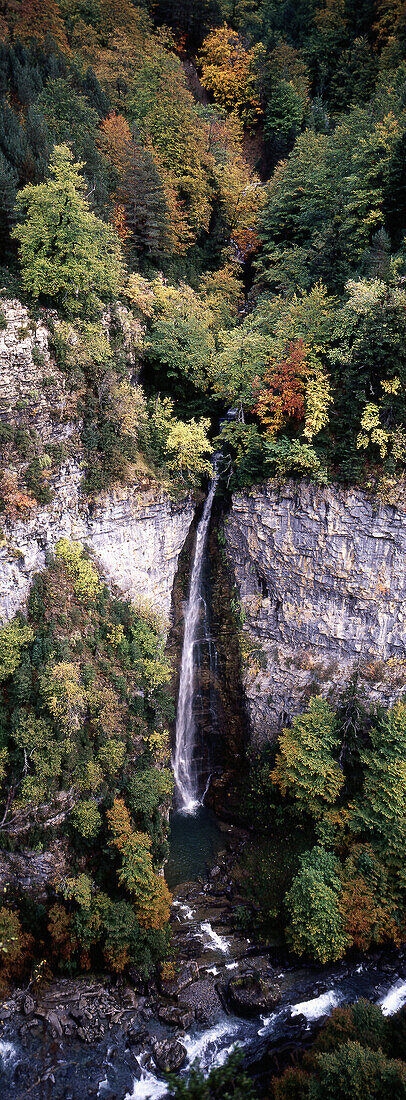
0 298 142 442
225 480 406 740
0 462 194 626
0 298 71 442
0 297 195 625
0 843 69 901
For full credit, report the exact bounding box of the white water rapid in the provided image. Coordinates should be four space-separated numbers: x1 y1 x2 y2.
173 476 218 812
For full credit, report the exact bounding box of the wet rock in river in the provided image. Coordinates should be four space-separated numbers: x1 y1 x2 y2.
227 970 281 1018
152 1038 187 1072
179 978 223 1024
157 1003 195 1028
23 994 35 1016
159 961 199 997
126 1023 149 1046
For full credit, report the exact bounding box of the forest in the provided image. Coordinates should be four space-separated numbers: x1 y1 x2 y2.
1 0 406 502
0 1 406 1097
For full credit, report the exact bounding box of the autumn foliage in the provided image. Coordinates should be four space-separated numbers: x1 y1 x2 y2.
199 25 261 126
253 340 309 435
13 0 69 51
107 798 171 931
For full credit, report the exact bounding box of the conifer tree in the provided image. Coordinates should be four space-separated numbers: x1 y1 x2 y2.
271 696 344 819
120 135 172 262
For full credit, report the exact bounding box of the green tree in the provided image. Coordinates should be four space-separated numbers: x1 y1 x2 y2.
209 325 268 417
351 702 406 873
55 539 101 599
13 713 71 805
271 696 344 820
146 279 215 401
12 144 123 314
167 1051 259 1099
40 659 86 731
128 767 173 833
285 846 350 963
165 417 214 484
36 78 105 193
71 798 102 838
0 619 33 682
309 1041 406 1100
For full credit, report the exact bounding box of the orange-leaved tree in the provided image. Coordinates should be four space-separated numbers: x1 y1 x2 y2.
107 798 171 930
199 24 261 127
338 845 401 951
14 0 69 50
253 339 309 435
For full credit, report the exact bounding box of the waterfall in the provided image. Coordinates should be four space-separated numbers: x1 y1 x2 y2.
173 476 218 813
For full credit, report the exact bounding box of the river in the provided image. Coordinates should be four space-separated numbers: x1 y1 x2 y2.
121 806 406 1100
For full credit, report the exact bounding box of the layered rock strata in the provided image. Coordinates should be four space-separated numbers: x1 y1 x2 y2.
225 480 406 740
0 462 194 626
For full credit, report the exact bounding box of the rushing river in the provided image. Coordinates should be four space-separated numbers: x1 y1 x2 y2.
2 803 404 1100
121 915 406 1100
115 805 406 1100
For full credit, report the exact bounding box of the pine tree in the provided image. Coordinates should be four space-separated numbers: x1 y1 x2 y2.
120 134 172 262
271 696 344 819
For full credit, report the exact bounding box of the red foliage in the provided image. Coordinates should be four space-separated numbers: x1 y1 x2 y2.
252 339 309 435
0 470 35 522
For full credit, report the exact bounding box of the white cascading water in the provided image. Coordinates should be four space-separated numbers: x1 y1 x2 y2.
173 476 218 812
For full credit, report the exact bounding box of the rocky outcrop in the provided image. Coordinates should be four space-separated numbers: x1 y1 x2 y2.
0 843 69 902
152 1038 187 1072
0 298 72 442
0 298 195 626
225 480 406 740
227 971 281 1017
0 462 194 626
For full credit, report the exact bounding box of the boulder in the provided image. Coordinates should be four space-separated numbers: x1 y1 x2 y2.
179 979 223 1024
152 1039 187 1073
23 994 35 1016
157 1003 195 1029
227 970 281 1018
159 961 199 998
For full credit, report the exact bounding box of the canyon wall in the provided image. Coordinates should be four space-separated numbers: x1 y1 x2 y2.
224 480 406 741
0 463 194 628
0 298 194 627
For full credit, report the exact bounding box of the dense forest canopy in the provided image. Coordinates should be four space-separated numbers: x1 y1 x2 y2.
0 0 406 500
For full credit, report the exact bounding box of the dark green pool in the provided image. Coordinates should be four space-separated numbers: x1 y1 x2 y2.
165 805 224 888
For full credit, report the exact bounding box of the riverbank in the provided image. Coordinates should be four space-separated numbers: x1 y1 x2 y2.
1 826 406 1100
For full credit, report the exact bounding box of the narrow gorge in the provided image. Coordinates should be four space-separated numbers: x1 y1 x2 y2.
3 470 406 1100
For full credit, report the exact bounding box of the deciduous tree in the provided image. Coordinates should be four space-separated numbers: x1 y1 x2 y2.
12 144 123 314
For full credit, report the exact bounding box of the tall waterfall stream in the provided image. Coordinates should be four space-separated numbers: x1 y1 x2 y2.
173 476 218 812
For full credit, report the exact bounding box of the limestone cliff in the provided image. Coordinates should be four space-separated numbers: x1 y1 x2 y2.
0 297 73 442
224 480 406 741
0 298 194 627
0 462 194 628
